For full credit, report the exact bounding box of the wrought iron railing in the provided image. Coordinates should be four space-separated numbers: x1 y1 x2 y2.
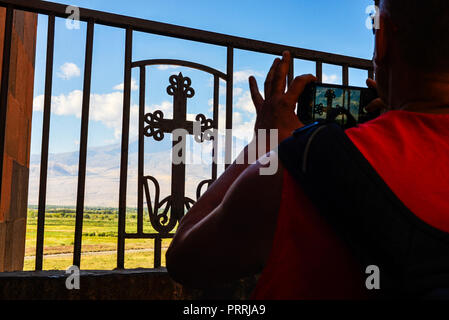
0 0 373 271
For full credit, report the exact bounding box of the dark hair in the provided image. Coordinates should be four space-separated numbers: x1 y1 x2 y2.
380 0 449 71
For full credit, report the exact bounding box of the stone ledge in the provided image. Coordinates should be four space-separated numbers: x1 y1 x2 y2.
0 268 257 300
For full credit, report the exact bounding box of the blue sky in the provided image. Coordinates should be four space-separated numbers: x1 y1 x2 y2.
31 0 375 155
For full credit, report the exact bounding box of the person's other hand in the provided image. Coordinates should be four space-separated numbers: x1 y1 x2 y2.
365 78 388 113
249 51 316 142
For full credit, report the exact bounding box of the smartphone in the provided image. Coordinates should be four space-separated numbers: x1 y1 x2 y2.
297 83 379 128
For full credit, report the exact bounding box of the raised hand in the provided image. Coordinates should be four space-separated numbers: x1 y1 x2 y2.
249 51 316 142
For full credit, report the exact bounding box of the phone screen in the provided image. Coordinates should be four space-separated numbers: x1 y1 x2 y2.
297 83 379 128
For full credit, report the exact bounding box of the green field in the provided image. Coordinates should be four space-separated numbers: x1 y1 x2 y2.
24 207 173 271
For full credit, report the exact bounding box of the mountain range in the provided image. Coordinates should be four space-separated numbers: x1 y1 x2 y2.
28 137 219 208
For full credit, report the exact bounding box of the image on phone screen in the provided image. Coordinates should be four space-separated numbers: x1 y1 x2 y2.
297 83 378 128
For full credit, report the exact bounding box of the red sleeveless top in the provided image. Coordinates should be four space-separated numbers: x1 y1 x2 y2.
252 110 449 300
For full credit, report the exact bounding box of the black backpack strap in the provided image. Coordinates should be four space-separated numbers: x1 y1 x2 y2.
277 121 449 297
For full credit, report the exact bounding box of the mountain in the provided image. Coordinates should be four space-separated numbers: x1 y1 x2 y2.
28 137 218 208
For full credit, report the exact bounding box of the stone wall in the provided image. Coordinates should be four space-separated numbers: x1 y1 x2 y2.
0 269 258 300
0 9 38 272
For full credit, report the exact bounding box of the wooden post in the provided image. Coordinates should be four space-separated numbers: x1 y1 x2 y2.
0 9 38 272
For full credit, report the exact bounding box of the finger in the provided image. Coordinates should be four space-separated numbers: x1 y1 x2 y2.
272 51 291 95
249 76 264 111
365 97 387 113
284 74 317 105
366 78 377 90
265 58 281 100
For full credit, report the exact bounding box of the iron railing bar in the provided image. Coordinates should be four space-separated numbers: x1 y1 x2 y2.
0 6 13 207
288 57 294 87
368 68 374 80
131 59 227 79
124 233 174 239
73 19 95 268
35 14 55 271
224 47 233 169
212 75 219 181
0 0 372 69
342 64 349 86
348 90 351 114
316 61 323 83
154 237 161 268
137 66 145 235
117 28 133 269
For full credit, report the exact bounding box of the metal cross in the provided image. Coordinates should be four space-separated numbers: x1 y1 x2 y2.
143 72 213 234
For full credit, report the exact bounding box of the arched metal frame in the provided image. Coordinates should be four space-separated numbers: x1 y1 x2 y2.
122 57 233 268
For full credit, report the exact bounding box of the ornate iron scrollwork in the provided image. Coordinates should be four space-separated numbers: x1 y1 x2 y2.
194 114 214 143
196 179 214 201
144 110 165 141
184 197 196 211
325 88 336 101
167 73 195 98
144 175 203 233
141 71 217 233
143 176 177 234
314 103 324 116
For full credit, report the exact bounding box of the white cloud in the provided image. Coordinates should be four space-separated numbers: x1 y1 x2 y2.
210 98 256 149
32 85 258 158
157 65 179 71
208 88 255 119
322 73 340 84
113 78 139 91
147 101 173 118
208 98 214 108
233 119 255 142
33 90 83 117
90 91 137 139
234 70 263 84
33 90 139 141
57 62 81 80
33 88 178 144
217 85 247 97
233 87 244 97
235 90 255 113
233 111 243 125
